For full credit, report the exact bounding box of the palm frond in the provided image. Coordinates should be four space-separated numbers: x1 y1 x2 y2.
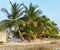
18 7 24 12
1 8 10 16
34 10 42 15
22 4 28 10
0 20 14 31
17 11 25 18
16 7 24 18
17 3 24 9
9 0 13 6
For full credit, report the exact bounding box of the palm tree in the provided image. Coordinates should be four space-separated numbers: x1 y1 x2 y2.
48 21 59 37
21 3 42 40
38 15 59 38
0 1 25 41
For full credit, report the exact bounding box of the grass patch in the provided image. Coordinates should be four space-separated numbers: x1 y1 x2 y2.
50 41 57 44
28 45 53 50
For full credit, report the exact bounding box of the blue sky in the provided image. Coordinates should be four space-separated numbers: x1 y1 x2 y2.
0 0 60 29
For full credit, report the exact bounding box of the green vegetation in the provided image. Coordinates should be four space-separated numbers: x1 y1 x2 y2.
50 41 57 44
28 46 53 50
0 41 3 45
52 35 60 39
0 1 59 41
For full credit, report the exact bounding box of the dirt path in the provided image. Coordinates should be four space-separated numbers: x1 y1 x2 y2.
0 39 60 50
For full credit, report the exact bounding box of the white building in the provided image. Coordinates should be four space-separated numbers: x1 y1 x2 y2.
0 30 8 42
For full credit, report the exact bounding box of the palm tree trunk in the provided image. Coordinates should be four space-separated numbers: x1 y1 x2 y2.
17 28 25 41
15 18 25 41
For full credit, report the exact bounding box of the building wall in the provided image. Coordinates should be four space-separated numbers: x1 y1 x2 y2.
0 30 8 42
59 32 60 35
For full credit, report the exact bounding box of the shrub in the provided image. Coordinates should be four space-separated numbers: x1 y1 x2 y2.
52 35 60 39
0 41 3 45
50 41 57 44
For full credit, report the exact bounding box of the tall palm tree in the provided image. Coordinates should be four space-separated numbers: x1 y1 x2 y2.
21 3 42 40
0 1 25 41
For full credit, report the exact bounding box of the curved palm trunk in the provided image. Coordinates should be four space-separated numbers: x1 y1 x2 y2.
15 17 25 41
14 18 25 41
17 27 25 41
